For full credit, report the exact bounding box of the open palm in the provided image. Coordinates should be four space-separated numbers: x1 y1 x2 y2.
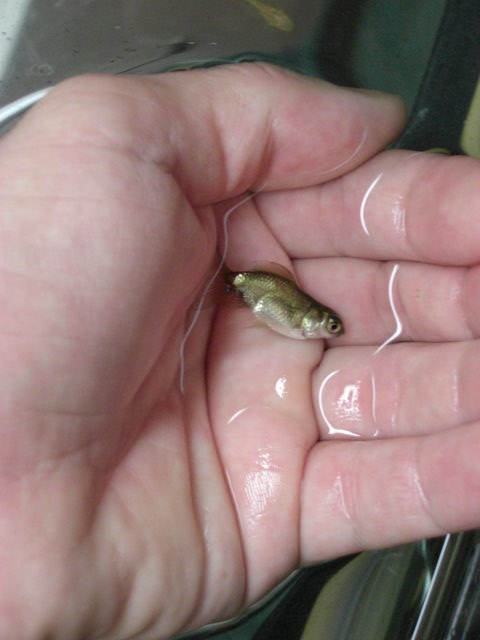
1 64 479 639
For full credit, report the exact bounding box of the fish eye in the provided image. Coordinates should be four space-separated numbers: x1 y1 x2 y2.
327 316 343 334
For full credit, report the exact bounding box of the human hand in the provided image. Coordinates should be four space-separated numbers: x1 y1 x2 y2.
0 63 475 639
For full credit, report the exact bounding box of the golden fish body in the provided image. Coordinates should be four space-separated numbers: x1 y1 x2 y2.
227 270 344 339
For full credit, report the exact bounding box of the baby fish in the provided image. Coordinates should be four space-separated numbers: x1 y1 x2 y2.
227 270 344 339
242 0 294 32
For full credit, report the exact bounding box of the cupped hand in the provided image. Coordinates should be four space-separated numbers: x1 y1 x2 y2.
0 63 477 639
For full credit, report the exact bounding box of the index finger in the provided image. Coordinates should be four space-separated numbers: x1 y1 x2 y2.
258 150 480 266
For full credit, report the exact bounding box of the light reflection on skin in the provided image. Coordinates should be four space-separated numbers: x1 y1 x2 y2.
227 375 288 427
318 370 384 438
318 263 402 437
406 458 429 512
390 376 400 432
360 171 406 239
374 263 402 354
227 407 249 425
371 372 379 437
451 368 460 419
243 447 282 529
243 469 282 528
359 171 383 236
275 376 288 399
318 370 361 437
318 166 408 438
358 165 403 353
392 194 406 237
326 474 351 522
336 382 362 422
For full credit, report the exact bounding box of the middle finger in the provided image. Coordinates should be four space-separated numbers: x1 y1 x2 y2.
258 150 480 265
294 256 479 345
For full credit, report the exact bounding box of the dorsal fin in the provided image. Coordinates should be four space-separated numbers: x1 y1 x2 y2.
250 260 296 283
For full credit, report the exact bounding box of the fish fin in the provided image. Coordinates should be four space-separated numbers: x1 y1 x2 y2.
224 289 246 310
249 260 296 282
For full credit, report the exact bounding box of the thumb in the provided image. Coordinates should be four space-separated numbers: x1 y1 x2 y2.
13 63 407 204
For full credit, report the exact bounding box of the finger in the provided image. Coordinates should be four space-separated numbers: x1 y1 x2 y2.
208 302 322 600
7 64 406 203
294 257 479 344
258 150 480 265
312 340 480 440
300 422 480 561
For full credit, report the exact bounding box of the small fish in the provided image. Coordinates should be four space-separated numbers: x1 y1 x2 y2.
227 269 344 339
242 0 294 32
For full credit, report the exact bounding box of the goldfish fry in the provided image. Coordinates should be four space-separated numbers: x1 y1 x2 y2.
228 270 344 339
242 0 294 32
